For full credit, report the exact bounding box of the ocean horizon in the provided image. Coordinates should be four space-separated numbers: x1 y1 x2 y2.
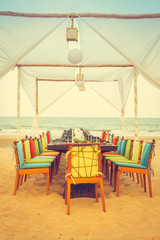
0 116 159 137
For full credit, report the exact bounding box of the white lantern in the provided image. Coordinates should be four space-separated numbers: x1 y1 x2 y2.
67 48 83 64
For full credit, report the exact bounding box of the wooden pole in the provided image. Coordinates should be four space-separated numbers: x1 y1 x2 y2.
134 68 139 139
1 11 160 19
35 78 39 137
16 64 133 68
121 108 125 137
37 78 109 82
17 67 21 140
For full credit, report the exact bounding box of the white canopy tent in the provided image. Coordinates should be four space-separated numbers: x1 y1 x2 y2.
0 12 160 138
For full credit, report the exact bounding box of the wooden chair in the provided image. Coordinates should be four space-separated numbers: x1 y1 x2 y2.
114 140 155 197
111 140 143 188
103 139 127 181
64 142 106 215
13 141 51 195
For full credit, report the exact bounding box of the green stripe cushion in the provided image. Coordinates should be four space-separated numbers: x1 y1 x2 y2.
26 158 54 163
124 140 132 159
26 155 55 163
24 140 31 161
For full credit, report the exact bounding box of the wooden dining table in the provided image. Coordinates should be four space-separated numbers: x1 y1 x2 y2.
47 140 117 153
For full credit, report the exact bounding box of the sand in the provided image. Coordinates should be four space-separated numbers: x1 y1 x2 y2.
0 135 160 240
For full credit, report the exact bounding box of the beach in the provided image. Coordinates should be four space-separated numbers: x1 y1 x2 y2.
0 135 160 240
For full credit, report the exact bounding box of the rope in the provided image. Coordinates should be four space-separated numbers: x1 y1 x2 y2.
95 172 103 177
65 173 76 185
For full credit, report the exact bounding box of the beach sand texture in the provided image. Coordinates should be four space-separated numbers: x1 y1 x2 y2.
0 135 160 240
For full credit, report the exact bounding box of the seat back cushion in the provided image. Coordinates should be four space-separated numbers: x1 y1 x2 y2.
69 145 99 178
141 143 152 167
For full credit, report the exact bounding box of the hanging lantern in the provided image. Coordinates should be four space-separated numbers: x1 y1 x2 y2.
66 16 78 42
75 67 85 87
67 48 83 64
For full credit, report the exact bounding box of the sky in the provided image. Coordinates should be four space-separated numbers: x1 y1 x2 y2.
0 0 160 118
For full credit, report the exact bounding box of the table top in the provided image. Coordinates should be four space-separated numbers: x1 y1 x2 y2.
47 141 117 153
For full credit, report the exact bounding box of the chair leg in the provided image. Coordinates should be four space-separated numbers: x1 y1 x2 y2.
113 164 117 192
143 174 146 192
20 174 24 185
24 174 27 182
53 161 57 176
136 173 139 184
112 163 115 190
110 162 113 186
49 166 52 183
140 174 144 187
106 160 111 181
99 178 106 212
46 170 50 195
67 180 71 215
132 173 135 181
117 170 121 197
147 172 152 197
65 180 67 205
95 183 98 202
13 171 20 195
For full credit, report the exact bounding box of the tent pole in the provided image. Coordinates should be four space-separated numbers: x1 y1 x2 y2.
134 68 139 139
17 67 21 140
35 78 39 137
121 109 125 137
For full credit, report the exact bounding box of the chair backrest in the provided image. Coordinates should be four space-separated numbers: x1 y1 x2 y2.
24 139 31 161
124 140 133 159
44 133 48 146
112 137 118 146
120 140 127 156
30 138 36 158
132 141 143 163
101 131 106 141
66 143 101 178
117 140 122 154
46 131 51 144
41 134 47 151
15 141 25 168
141 143 153 167
38 138 43 154
49 130 52 142
109 134 114 143
34 138 40 156
106 133 110 142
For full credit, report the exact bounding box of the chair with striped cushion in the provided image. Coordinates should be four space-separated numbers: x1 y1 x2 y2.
114 140 155 197
13 141 51 195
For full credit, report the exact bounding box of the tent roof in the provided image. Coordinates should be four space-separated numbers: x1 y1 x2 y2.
0 11 160 116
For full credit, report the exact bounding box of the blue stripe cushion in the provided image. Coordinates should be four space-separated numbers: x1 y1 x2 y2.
141 143 152 167
120 140 127 156
16 142 25 168
114 162 147 169
20 162 51 169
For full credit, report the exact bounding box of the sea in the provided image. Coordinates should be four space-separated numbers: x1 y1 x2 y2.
0 116 159 138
